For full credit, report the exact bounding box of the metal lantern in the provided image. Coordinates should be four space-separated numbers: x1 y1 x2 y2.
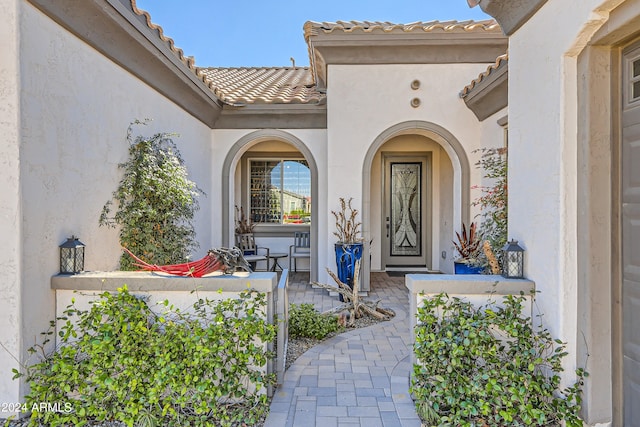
59 236 85 274
502 239 524 278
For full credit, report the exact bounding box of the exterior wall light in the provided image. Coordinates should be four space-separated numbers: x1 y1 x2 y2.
502 239 524 278
59 235 85 274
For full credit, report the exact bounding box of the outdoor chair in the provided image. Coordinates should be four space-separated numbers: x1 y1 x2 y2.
289 231 311 272
235 233 269 271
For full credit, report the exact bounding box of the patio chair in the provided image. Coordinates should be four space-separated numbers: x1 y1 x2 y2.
289 231 311 272
235 233 269 271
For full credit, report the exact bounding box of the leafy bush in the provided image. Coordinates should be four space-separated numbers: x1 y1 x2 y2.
411 293 585 427
472 147 507 260
99 120 204 270
16 286 275 427
289 303 342 340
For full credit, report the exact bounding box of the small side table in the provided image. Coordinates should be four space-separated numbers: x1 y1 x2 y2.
268 253 288 272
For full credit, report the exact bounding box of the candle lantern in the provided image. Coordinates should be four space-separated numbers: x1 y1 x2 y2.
59 236 85 274
502 239 524 278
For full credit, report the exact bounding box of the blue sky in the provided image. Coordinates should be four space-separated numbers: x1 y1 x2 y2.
135 1 490 67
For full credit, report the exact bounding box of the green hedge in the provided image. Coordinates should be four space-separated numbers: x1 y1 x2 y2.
15 286 275 427
411 292 586 427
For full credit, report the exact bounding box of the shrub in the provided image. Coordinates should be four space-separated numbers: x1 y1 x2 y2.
472 147 507 261
16 286 275 427
289 303 342 340
99 120 204 270
411 292 586 427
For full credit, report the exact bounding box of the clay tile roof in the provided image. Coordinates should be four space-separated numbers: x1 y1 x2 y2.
130 1 221 95
199 67 325 105
460 53 509 98
303 19 501 40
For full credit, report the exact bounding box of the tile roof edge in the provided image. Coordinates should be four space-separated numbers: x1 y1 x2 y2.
201 66 312 71
304 19 501 39
460 53 509 98
129 0 226 101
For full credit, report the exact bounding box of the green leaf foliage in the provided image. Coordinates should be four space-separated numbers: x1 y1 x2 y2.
472 148 508 261
289 303 342 340
99 120 204 270
411 293 586 427
20 286 276 426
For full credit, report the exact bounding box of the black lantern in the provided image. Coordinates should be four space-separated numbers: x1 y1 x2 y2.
502 239 524 278
59 236 85 274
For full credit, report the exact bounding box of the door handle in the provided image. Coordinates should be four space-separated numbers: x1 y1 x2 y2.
386 217 390 238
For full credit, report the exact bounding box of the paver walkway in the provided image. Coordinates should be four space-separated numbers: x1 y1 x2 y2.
264 272 422 427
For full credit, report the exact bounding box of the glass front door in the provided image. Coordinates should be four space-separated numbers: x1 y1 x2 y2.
382 155 430 268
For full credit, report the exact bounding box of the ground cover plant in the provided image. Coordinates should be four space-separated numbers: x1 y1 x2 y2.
288 303 342 340
99 120 203 270
411 292 585 427
14 286 275 427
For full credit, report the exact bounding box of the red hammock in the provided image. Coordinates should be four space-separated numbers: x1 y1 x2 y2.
122 247 223 278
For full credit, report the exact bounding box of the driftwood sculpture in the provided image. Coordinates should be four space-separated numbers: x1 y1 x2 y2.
483 240 501 274
122 246 253 277
311 261 395 326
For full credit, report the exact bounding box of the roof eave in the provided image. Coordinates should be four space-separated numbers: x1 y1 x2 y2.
215 104 327 129
470 0 548 36
27 0 223 128
305 26 508 91
461 60 508 121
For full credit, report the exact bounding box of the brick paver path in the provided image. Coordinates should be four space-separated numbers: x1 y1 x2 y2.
264 272 422 427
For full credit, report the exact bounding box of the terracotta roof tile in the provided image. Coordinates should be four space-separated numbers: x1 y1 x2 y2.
128 3 500 106
460 53 509 98
304 19 501 40
130 1 221 95
200 67 325 105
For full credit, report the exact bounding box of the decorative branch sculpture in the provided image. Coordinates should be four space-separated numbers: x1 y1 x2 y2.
310 261 395 326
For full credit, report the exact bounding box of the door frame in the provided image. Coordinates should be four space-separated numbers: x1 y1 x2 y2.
616 39 640 426
381 152 432 269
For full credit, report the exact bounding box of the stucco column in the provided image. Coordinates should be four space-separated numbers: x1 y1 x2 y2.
0 0 23 411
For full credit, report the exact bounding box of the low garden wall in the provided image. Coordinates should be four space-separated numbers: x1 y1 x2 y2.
51 270 287 396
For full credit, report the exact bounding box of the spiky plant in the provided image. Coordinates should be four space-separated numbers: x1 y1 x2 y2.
453 222 481 261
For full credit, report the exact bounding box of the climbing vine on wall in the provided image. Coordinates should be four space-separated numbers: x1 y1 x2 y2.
99 120 204 270
472 147 508 259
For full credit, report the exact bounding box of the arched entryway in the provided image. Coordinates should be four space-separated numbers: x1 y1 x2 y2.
361 121 471 287
221 130 319 282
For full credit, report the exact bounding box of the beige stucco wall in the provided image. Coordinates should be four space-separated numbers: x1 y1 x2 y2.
0 0 22 406
5 1 214 409
326 63 500 280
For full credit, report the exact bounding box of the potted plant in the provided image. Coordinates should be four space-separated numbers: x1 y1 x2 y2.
332 197 363 299
234 205 255 235
234 205 256 255
452 222 485 274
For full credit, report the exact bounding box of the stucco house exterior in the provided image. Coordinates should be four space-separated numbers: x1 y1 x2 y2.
6 0 638 425
0 0 510 415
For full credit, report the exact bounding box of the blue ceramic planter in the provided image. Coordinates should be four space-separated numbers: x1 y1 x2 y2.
335 243 363 299
454 261 484 274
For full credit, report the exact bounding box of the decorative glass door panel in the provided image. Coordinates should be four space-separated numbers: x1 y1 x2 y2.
390 162 421 257
382 154 430 269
